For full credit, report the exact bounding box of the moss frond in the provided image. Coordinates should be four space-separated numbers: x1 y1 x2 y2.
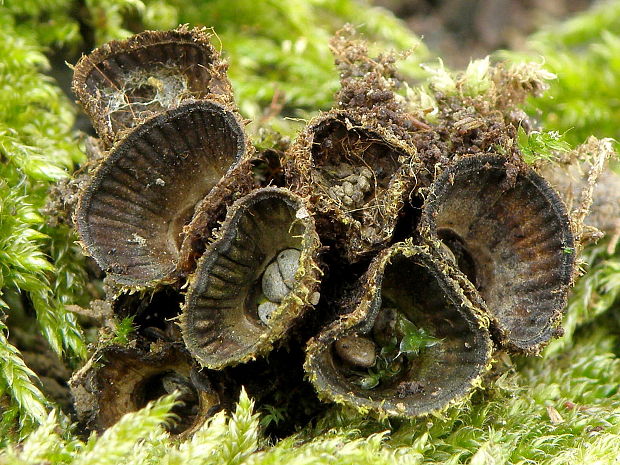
1 0 80 47
84 0 146 44
0 178 86 360
248 432 414 465
1 410 81 464
1 394 177 465
0 322 47 439
517 127 571 165
215 388 260 465
109 316 136 345
73 393 177 465
0 16 81 180
0 4 90 434
546 241 620 356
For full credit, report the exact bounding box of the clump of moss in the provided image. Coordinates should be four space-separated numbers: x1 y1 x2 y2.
0 6 90 439
506 0 620 146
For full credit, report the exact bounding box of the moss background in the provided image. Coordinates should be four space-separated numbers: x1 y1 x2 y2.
0 0 619 463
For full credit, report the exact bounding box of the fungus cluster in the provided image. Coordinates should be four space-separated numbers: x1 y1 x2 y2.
68 26 576 433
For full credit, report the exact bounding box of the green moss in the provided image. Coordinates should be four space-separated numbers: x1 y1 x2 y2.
506 1 620 146
0 5 86 434
3 328 619 463
141 0 429 133
517 126 571 165
109 316 136 345
0 1 619 463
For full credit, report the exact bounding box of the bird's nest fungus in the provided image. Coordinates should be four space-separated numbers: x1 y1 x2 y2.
65 25 597 436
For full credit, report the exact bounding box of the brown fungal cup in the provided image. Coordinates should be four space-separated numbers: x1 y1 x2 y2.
69 343 223 437
305 243 491 417
181 187 322 370
286 110 420 262
75 100 249 287
420 154 576 352
72 26 232 146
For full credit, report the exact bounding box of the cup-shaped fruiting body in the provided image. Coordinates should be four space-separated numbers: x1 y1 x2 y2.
181 187 322 369
305 243 492 417
69 343 223 436
72 26 232 146
286 110 420 262
420 154 575 353
75 100 251 287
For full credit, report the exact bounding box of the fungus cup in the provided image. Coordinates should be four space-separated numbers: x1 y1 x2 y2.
305 243 492 417
286 110 421 262
181 187 322 369
69 343 225 437
72 26 232 146
420 154 575 352
75 100 252 288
